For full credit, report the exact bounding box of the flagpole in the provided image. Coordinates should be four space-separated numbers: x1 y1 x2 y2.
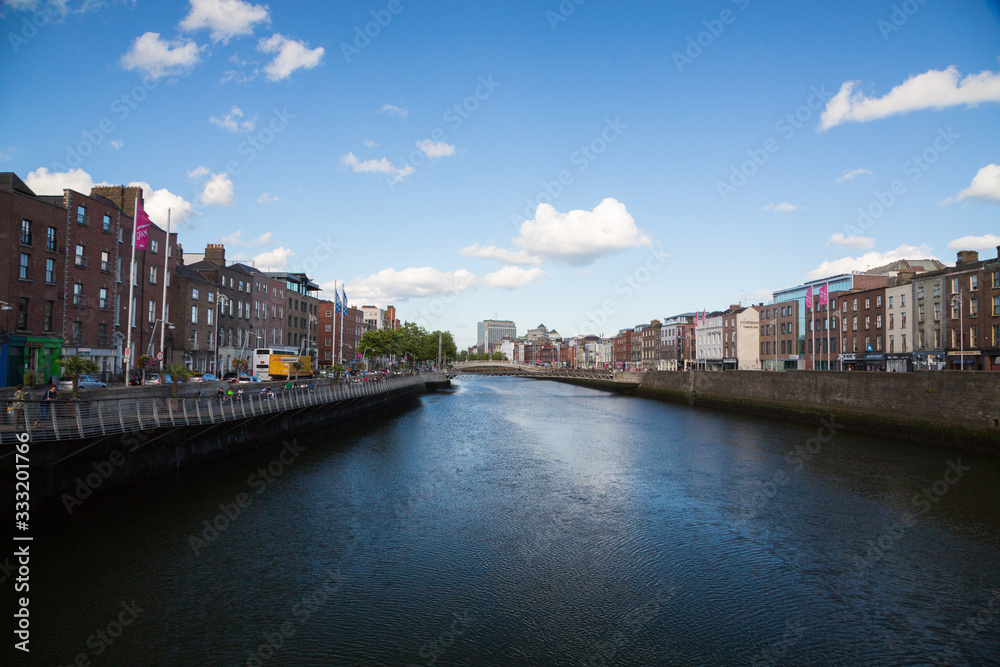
333 281 338 367
826 282 831 371
159 208 170 369
124 195 139 386
338 285 345 367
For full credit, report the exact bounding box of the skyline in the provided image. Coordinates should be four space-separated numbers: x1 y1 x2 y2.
2 0 999 348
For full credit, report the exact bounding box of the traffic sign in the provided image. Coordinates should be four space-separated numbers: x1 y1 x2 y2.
124 347 130 357
155 351 164 361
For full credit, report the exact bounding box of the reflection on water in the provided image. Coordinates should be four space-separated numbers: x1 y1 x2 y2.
26 377 1000 665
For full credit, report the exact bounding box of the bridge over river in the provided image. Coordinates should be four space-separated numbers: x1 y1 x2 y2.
448 360 616 381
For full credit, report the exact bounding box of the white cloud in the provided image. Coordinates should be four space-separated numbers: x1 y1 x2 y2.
459 243 542 266
947 234 1000 251
482 266 548 289
762 201 800 212
110 139 123 150
363 139 378 147
806 244 937 280
939 164 1000 205
345 267 477 302
188 167 234 206
179 0 269 43
503 198 652 265
835 168 874 183
249 246 294 270
416 139 456 159
210 105 256 132
258 33 324 81
820 65 1000 130
340 152 414 184
221 230 273 246
828 233 875 250
126 180 197 228
256 192 281 203
377 104 408 118
120 32 202 79
25 166 93 194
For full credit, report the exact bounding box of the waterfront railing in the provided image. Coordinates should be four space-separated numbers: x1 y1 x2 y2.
0 374 435 445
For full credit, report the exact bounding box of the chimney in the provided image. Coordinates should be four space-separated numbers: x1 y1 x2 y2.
996 245 1000 260
896 270 914 286
205 243 226 265
176 244 184 266
956 250 979 266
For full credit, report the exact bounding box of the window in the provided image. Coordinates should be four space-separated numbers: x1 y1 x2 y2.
993 296 1000 317
190 330 198 347
103 214 111 232
20 219 31 245
876 315 882 329
191 306 198 324
970 299 978 317
77 205 87 225
889 335 894 352
951 302 959 319
901 294 906 307
994 325 1000 346
239 280 244 292
901 334 907 352
889 314 894 329
918 304 925 321
100 251 110 273
151 239 159 254
952 277 959 294
72 321 82 343
150 266 157 284
951 329 959 347
75 244 86 268
917 286 924 299
876 335 882 351
970 326 978 348
326 310 332 317
73 283 85 307
865 298 871 309
876 296 882 308
46 226 57 252
934 284 941 298
19 253 29 280
853 299 858 311
934 303 941 321
901 312 907 328
207 308 213 326
148 300 156 323
919 330 925 348
17 297 28 330
43 301 53 332
971 275 978 291
99 288 109 310
934 330 940 348
208 291 214 303
993 270 1000 289
888 296 894 309
192 288 199 300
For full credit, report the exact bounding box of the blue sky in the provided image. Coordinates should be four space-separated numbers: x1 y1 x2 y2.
2 0 999 347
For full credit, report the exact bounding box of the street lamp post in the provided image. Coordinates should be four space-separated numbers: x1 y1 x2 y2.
213 294 229 375
951 288 964 370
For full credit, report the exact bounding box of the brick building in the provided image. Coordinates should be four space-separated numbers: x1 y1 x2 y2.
757 301 799 371
942 248 1000 370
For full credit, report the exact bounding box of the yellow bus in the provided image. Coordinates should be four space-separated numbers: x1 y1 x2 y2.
253 347 314 380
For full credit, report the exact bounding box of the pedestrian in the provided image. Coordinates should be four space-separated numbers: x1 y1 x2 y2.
11 384 27 429
35 385 57 427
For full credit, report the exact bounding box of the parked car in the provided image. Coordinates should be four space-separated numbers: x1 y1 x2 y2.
191 373 220 382
57 375 107 391
222 372 240 381
144 373 174 385
237 376 262 384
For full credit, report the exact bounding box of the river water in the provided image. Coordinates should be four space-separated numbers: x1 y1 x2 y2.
23 377 1000 665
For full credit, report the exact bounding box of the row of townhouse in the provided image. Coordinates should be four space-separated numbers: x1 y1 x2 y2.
1 171 393 386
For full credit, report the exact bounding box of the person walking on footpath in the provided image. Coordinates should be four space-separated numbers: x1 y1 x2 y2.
11 384 27 429
35 385 57 428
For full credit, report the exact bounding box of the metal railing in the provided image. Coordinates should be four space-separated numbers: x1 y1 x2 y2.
0 374 438 445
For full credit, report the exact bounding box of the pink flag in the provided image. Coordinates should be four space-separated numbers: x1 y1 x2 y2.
134 200 152 250
819 282 829 306
805 286 814 310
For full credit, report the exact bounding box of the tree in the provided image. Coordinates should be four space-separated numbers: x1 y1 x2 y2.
137 354 154 384
164 363 193 397
291 360 303 382
57 355 100 400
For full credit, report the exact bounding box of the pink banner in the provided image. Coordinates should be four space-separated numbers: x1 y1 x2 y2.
805 286 814 310
818 282 829 306
135 201 152 250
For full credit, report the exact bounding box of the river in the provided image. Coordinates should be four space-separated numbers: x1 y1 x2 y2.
24 377 1000 665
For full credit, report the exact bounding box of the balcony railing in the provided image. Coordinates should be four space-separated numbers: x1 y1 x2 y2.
71 333 84 344
74 255 88 268
77 214 89 226
99 299 110 311
72 294 86 307
100 261 111 273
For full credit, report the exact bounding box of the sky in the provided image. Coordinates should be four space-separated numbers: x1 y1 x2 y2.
2 0 999 348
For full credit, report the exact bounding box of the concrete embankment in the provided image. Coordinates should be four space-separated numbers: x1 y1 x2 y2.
7 375 447 512
554 371 1000 454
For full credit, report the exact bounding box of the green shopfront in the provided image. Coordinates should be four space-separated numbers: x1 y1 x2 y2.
0 335 63 387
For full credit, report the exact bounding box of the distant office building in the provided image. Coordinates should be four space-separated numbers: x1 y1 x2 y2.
477 319 517 354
